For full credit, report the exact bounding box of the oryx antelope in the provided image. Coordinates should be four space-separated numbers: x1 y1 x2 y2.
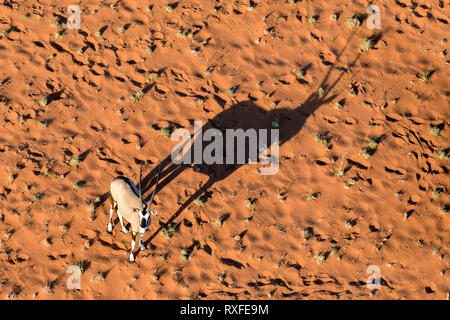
109 165 161 262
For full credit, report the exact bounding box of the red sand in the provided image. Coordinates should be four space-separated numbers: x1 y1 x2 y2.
0 0 448 300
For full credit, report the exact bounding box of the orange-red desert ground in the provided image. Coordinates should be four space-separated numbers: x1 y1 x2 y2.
0 0 449 300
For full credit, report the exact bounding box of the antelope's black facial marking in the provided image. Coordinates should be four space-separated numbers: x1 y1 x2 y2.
139 213 151 234
140 217 147 228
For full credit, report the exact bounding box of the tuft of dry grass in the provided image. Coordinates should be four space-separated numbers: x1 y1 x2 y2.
68 156 80 167
345 15 361 29
91 272 105 283
42 281 55 295
43 237 52 247
313 253 327 264
161 226 177 239
421 70 432 84
303 227 314 241
359 37 375 52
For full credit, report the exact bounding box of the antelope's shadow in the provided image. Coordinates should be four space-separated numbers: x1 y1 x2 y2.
139 37 362 248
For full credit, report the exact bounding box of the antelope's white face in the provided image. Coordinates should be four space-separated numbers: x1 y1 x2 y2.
135 203 158 234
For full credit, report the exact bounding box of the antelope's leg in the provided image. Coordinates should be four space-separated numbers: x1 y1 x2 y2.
139 232 145 251
116 209 129 234
129 232 136 262
107 201 116 233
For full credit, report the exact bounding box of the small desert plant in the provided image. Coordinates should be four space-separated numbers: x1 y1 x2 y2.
346 15 361 29
161 126 172 138
344 178 357 189
165 4 175 12
42 280 58 295
307 16 319 24
420 70 432 84
304 192 320 201
368 139 379 149
334 101 344 110
1 28 12 37
43 237 52 247
341 206 352 213
180 248 191 261
33 192 44 201
145 43 156 54
130 90 145 102
345 219 357 229
330 10 342 21
72 181 85 189
303 227 314 240
429 125 441 137
55 30 65 38
95 26 107 37
318 87 326 97
204 65 214 75
39 97 48 107
436 149 449 160
213 214 227 227
247 2 256 11
68 156 80 167
161 226 177 239
226 86 238 96
193 197 205 206
42 282 54 295
293 69 305 79
147 72 159 82
313 252 327 264
315 133 330 150
218 273 226 284
193 98 206 105
334 169 344 177
432 189 441 198
245 198 257 208
359 147 374 159
330 246 340 256
39 120 49 128
359 37 375 52
91 272 105 283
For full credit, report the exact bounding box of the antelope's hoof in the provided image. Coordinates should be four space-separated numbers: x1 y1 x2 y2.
107 224 113 233
129 254 135 263
121 227 129 234
140 245 146 251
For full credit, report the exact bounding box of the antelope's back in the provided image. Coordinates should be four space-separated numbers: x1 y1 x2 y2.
111 176 139 197
110 177 142 228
